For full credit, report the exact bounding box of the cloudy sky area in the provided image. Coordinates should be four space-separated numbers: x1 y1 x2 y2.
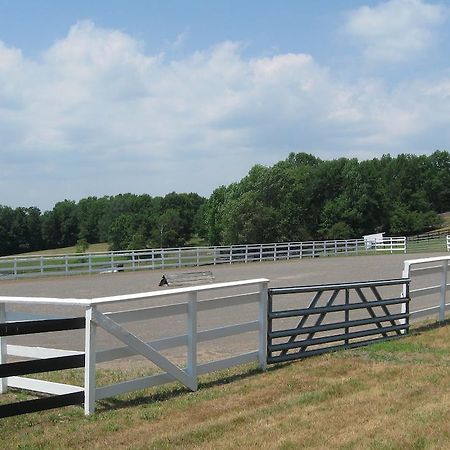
1 0 450 210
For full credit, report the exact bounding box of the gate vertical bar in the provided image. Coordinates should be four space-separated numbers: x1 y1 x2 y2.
0 303 7 393
187 292 198 391
84 305 97 415
259 281 268 371
439 260 448 322
344 289 349 346
405 281 410 334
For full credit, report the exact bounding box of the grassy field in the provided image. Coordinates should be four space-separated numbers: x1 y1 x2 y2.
11 243 110 257
2 321 450 449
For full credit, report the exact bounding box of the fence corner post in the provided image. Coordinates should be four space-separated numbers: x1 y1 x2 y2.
187 292 198 391
0 303 7 394
84 305 97 415
258 281 269 371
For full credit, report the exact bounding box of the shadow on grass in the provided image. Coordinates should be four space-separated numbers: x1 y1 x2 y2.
94 364 286 413
410 317 450 335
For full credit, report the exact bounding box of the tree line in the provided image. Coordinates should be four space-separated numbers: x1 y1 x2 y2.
0 151 448 256
0 192 205 256
202 151 449 245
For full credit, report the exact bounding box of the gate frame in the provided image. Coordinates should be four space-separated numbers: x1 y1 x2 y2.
267 278 411 364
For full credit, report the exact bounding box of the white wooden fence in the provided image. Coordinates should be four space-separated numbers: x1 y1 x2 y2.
0 279 269 415
0 237 406 280
401 255 450 322
447 235 450 252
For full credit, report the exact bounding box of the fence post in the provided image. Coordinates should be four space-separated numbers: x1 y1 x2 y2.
0 303 7 393
400 263 410 333
40 256 44 274
196 248 200 266
258 281 268 371
84 305 97 415
187 292 198 391
13 258 17 278
439 260 448 323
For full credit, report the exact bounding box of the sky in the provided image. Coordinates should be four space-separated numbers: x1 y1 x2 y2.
1 0 450 210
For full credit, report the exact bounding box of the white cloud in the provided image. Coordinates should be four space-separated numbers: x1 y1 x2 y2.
0 20 450 209
344 0 447 62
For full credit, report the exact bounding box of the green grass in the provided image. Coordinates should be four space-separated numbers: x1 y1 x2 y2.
3 322 450 448
10 243 110 257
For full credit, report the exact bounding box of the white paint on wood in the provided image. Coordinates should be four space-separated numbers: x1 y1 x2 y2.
96 373 174 400
187 292 197 391
196 351 259 375
92 310 196 391
84 306 97 415
104 302 188 323
7 345 83 359
8 377 83 395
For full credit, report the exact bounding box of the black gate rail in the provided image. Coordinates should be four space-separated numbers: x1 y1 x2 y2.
0 316 85 419
268 278 410 364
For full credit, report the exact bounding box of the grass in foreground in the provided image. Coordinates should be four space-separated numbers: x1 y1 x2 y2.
2 322 450 449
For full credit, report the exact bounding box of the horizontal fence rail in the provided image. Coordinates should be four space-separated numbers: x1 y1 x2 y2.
0 237 406 280
406 235 448 253
267 279 410 364
402 255 450 322
0 279 269 416
0 315 85 418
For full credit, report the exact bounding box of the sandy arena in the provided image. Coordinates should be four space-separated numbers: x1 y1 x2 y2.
0 251 446 369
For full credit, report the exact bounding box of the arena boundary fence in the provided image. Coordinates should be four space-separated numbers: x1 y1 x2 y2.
0 237 406 280
402 255 450 322
0 279 269 416
3 261 450 418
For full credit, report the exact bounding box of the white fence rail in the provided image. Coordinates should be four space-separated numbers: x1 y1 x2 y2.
402 256 450 322
447 235 450 252
0 237 406 280
0 279 269 415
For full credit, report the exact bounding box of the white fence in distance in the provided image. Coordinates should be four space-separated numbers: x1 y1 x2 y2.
0 237 407 280
447 235 450 252
402 255 450 322
0 279 269 415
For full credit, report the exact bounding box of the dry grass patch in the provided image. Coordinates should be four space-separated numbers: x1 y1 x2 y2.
2 322 450 449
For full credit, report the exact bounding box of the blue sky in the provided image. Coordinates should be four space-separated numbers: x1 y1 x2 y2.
0 0 449 210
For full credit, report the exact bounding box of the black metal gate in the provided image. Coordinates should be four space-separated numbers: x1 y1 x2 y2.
267 278 410 364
